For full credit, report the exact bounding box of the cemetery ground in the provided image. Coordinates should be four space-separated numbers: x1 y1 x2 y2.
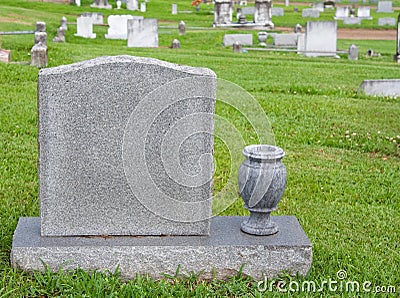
1 0 399 296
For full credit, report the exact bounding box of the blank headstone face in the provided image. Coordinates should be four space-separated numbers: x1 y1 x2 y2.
357 6 371 18
172 3 178 14
305 21 337 57
378 17 396 26
140 2 146 12
223 34 253 46
271 7 284 17
273 33 298 46
376 1 393 12
335 6 349 18
127 18 158 47
302 9 320 18
126 0 138 10
75 17 96 39
38 56 216 236
105 15 135 39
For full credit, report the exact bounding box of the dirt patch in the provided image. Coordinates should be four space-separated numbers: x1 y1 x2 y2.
0 16 32 26
337 28 396 40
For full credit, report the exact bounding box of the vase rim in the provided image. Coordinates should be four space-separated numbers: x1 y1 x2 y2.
243 144 285 160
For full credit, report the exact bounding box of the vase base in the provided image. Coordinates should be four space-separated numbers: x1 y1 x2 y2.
241 220 278 236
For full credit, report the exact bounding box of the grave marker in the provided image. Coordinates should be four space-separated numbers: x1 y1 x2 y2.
335 6 349 19
127 18 158 47
11 55 313 279
126 0 138 10
223 34 253 46
376 1 393 12
105 15 135 39
304 21 337 57
302 9 320 18
378 17 396 25
75 17 96 39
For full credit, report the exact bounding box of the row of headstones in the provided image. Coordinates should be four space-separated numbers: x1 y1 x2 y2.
73 0 147 11
227 17 400 62
214 0 273 26
31 22 48 67
224 21 338 58
75 15 158 47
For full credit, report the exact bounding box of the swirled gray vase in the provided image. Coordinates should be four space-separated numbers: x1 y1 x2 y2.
238 145 287 235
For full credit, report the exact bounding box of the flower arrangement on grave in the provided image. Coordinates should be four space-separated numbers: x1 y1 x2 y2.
191 0 201 11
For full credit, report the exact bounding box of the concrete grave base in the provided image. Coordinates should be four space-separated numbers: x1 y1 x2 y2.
11 216 312 280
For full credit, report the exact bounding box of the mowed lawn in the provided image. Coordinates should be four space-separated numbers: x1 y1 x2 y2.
0 0 399 296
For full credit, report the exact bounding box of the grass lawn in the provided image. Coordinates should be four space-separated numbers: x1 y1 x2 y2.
0 0 399 296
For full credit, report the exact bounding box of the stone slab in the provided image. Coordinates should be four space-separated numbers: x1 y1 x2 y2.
74 17 96 39
357 6 372 18
302 8 320 18
11 216 313 279
105 15 136 39
334 6 349 19
223 34 253 46
376 1 393 12
343 17 362 24
38 55 215 236
273 33 298 46
378 17 396 26
271 7 284 16
127 18 158 47
304 21 337 57
358 79 400 97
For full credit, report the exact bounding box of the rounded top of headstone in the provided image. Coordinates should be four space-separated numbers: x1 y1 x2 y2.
39 56 216 78
36 21 46 32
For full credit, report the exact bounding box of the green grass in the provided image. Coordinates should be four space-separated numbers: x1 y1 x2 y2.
1 0 400 296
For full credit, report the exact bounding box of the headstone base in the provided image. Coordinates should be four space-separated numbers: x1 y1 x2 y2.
394 54 400 63
11 216 312 279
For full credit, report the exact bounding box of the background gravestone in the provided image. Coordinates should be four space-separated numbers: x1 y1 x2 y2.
127 18 158 47
376 1 393 12
74 17 96 39
38 56 213 236
302 8 320 18
223 34 253 46
335 6 349 19
105 15 135 39
304 21 337 57
378 17 396 26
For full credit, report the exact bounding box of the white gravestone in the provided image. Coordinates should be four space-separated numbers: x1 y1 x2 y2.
172 3 178 15
223 34 253 46
105 15 134 39
127 18 158 47
376 1 393 12
335 6 349 19
74 17 96 39
304 21 337 57
378 17 396 26
302 9 320 18
126 0 138 10
140 2 146 12
357 6 372 19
